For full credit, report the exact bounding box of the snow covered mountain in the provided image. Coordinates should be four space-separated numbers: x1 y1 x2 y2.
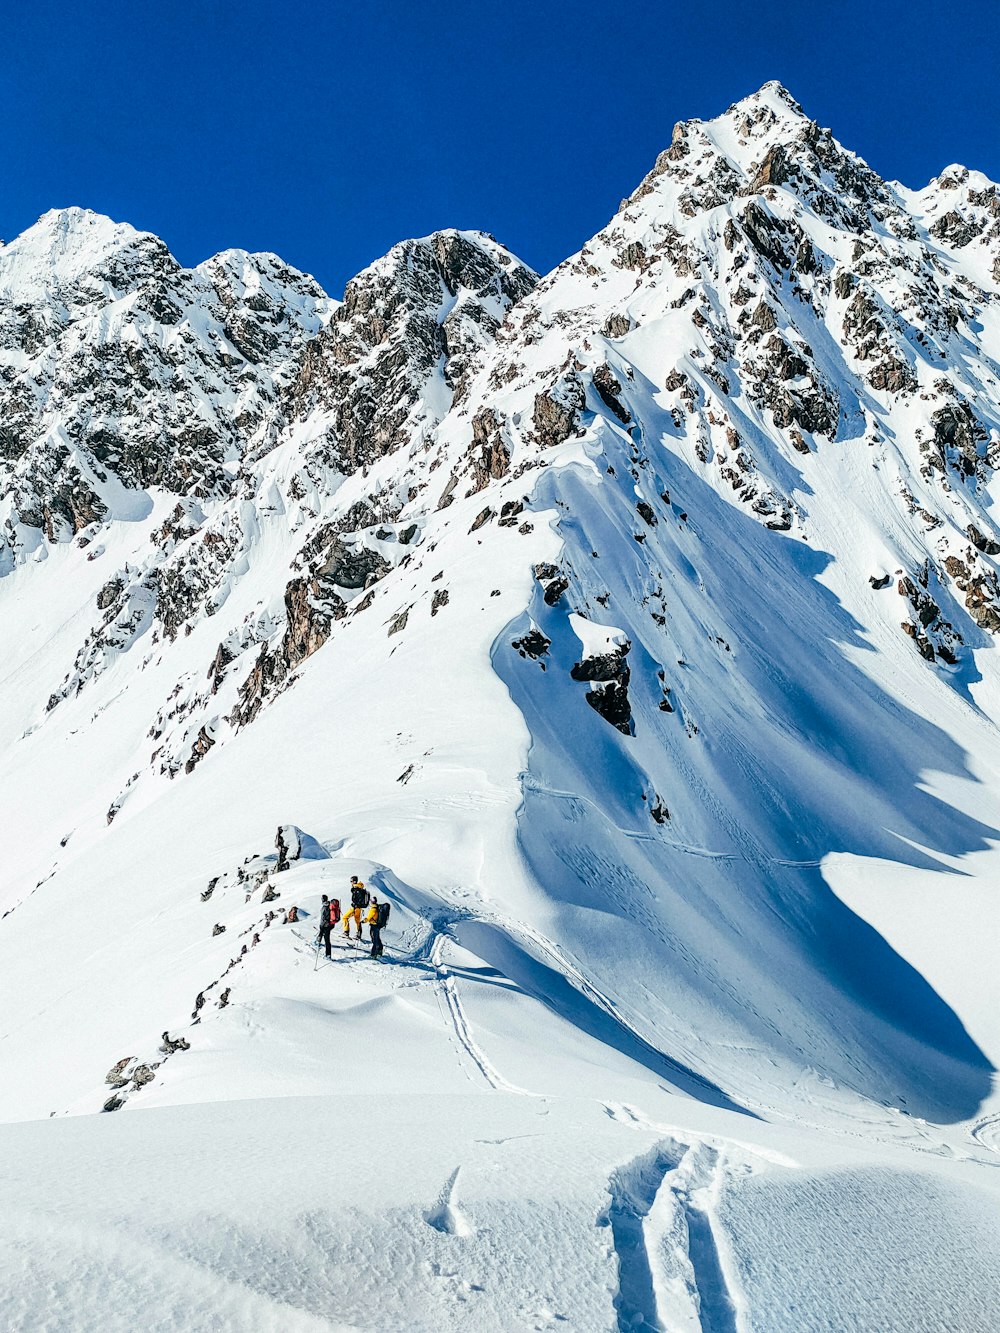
4 82 1000 1331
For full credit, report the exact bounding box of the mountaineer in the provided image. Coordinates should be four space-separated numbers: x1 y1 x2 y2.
342 875 369 941
370 896 391 959
318 894 340 958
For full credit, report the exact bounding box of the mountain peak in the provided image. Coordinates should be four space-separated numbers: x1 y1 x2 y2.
733 79 806 118
0 206 161 300
617 78 891 234
25 206 145 252
682 79 810 151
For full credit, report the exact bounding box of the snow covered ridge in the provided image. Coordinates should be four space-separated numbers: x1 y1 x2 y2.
6 81 1000 1329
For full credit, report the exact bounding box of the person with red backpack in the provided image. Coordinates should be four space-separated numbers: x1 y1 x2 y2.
317 895 341 958
342 876 369 941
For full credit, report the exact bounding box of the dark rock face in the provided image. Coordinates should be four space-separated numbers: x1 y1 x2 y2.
614 240 648 271
834 270 856 300
737 201 791 272
929 210 983 249
943 555 1000 634
649 797 670 823
275 824 303 872
96 576 124 610
898 576 941 629
767 332 810 382
512 629 551 660
0 213 329 563
498 500 524 528
750 301 778 332
750 143 791 192
230 574 347 728
288 231 537 473
467 407 511 493
207 642 235 695
867 359 916 394
105 1056 136 1089
592 365 631 424
585 679 632 733
897 569 964 662
968 525 1000 556
318 540 389 591
160 1031 190 1055
571 638 632 733
753 334 838 439
436 473 459 511
533 373 586 448
281 576 342 669
543 576 570 606
603 312 631 338
184 725 215 774
17 464 109 539
930 402 988 481
570 649 629 683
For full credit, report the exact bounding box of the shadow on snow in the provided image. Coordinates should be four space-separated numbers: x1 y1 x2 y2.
490 445 997 1124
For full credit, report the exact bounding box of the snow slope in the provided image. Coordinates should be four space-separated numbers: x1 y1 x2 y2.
4 82 1000 1330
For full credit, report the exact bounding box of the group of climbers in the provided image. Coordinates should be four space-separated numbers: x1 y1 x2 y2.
317 874 391 960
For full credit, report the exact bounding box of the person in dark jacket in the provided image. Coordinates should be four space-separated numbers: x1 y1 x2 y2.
343 876 368 940
318 894 339 958
370 898 390 959
364 897 379 941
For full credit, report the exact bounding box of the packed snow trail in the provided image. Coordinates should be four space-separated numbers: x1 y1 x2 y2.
428 931 533 1095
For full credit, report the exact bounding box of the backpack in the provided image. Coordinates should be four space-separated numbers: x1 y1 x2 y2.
377 901 391 930
351 883 369 909
330 899 341 924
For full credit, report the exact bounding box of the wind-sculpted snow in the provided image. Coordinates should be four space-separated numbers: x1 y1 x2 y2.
496 454 994 1122
5 80 1000 1330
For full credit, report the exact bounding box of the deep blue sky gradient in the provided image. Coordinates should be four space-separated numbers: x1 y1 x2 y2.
2 1 997 293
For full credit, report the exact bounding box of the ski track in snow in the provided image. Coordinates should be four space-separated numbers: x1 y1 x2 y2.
521 777 824 867
428 930 533 1096
604 1135 747 1333
970 1114 1000 1155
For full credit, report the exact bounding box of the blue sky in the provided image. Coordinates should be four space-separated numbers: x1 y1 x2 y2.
2 1 997 292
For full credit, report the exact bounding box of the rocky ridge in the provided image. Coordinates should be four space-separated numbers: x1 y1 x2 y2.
4 80 1000 830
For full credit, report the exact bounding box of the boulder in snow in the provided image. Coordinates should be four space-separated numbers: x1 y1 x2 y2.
275 824 330 872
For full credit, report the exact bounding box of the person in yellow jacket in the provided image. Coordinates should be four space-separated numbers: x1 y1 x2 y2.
364 897 380 943
342 875 368 940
